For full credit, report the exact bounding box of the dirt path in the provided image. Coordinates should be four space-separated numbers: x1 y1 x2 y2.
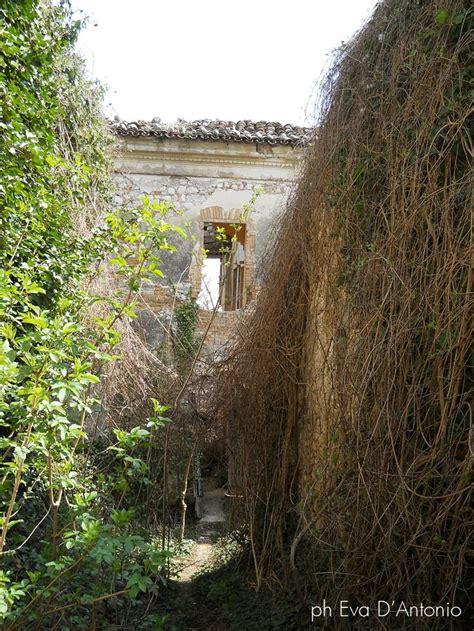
178 486 227 582
162 484 304 629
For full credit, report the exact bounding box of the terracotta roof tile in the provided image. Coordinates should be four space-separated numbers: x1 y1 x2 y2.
109 118 312 147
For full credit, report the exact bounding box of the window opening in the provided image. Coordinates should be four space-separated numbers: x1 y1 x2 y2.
196 221 246 311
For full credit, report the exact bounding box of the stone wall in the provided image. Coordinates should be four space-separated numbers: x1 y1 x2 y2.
136 284 240 363
112 134 303 358
113 136 302 274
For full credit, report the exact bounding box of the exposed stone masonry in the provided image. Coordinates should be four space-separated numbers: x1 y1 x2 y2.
112 122 304 358
114 174 290 213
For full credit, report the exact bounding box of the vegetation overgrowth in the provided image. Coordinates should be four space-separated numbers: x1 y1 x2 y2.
2 0 472 629
216 0 473 627
0 1 188 627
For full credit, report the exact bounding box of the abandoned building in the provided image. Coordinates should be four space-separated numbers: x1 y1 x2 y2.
110 118 311 355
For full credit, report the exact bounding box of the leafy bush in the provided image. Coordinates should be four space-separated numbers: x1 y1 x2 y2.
0 2 185 627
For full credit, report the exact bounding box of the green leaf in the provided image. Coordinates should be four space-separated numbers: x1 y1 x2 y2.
109 256 128 268
111 508 136 526
435 9 449 24
126 573 153 598
21 314 48 328
452 13 465 25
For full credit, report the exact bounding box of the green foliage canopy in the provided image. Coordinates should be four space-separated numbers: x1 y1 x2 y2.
0 2 182 627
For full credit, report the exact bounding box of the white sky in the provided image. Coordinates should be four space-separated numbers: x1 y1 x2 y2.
72 0 378 125
197 258 221 310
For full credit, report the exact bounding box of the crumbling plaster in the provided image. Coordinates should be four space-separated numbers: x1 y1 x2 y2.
113 134 303 356
113 136 302 271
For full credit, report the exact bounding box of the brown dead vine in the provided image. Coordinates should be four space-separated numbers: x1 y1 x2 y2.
215 0 473 626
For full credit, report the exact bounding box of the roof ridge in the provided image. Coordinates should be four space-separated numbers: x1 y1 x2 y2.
109 118 313 147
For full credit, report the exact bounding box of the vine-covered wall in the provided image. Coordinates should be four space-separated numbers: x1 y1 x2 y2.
216 0 473 622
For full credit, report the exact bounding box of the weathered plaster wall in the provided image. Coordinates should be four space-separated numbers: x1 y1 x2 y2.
136 283 240 361
113 136 302 274
113 135 303 357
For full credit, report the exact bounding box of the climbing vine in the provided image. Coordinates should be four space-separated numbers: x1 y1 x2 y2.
215 0 473 620
174 298 199 370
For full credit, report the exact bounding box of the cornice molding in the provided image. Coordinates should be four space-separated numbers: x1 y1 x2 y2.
116 149 299 170
113 136 302 182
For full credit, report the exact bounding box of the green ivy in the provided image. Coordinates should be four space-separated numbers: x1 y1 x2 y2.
174 298 199 370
